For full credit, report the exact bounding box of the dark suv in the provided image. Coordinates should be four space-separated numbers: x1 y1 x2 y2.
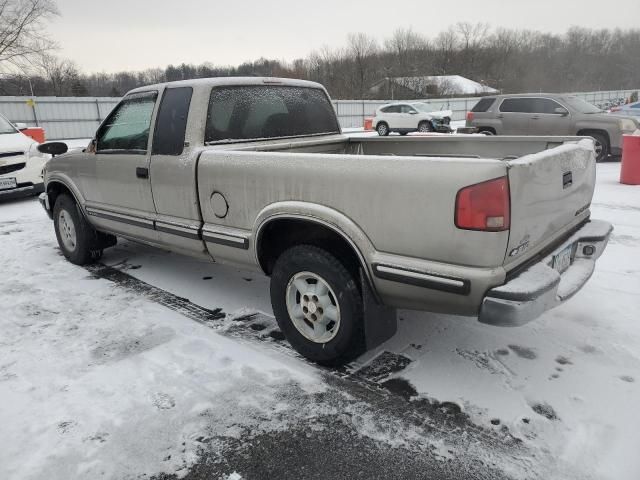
466 94 639 161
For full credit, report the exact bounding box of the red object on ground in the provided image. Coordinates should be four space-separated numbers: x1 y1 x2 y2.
620 134 640 185
364 118 373 131
21 127 45 144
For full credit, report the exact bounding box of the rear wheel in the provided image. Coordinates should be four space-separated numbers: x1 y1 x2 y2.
479 128 496 136
53 194 103 265
376 122 389 136
270 245 364 366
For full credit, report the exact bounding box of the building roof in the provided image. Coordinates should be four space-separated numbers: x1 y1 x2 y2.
382 75 498 95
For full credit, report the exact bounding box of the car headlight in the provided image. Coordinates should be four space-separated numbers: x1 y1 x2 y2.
618 118 637 132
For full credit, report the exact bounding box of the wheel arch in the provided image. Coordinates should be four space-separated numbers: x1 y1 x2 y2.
46 179 84 215
576 128 610 145
254 207 379 301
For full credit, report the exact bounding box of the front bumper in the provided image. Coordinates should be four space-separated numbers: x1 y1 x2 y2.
479 219 613 327
0 182 44 202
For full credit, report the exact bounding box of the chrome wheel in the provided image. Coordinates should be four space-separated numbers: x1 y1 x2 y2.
58 209 77 252
418 122 432 133
594 140 604 159
285 271 341 344
377 123 388 136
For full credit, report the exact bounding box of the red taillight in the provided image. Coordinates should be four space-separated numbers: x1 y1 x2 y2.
455 176 510 231
466 111 474 122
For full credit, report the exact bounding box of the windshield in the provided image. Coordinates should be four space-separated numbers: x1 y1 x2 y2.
0 115 18 135
561 96 602 114
411 103 431 113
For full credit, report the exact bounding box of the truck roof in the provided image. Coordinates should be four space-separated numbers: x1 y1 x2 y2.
127 77 327 95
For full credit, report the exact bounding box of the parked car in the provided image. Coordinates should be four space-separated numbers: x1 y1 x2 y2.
38 77 612 365
610 101 640 118
465 94 640 161
373 102 452 136
0 113 48 201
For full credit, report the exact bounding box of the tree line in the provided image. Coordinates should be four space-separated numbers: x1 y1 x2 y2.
1 1 639 100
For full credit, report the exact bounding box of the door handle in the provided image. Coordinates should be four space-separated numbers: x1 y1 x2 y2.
531 116 540 120
136 167 149 179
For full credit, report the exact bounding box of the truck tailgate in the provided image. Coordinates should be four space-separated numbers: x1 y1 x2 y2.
505 139 596 267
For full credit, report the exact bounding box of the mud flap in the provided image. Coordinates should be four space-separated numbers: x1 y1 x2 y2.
361 269 397 350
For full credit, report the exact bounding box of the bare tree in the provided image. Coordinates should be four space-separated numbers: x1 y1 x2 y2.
347 33 378 97
0 0 59 71
384 27 427 75
35 53 79 95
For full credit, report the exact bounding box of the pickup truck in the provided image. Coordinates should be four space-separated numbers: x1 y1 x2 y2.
38 77 613 365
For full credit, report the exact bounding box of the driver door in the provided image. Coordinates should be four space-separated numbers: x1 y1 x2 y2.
83 90 160 243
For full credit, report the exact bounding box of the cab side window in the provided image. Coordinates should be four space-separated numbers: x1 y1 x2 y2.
97 92 158 153
152 87 193 156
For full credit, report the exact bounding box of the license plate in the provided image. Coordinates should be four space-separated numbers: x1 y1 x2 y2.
552 244 573 274
0 177 17 191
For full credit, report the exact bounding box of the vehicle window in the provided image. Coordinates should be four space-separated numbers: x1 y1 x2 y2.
471 98 496 112
532 98 566 114
97 92 158 152
0 115 18 135
152 87 193 156
401 105 417 114
499 98 535 113
632 104 640 109
205 85 340 143
560 96 602 114
382 105 401 114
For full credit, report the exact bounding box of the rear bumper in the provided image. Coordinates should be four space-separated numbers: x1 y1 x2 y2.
0 182 44 202
479 219 613 327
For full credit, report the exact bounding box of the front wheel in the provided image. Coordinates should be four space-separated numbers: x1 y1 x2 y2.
591 133 609 162
270 245 364 366
418 121 433 133
53 194 103 265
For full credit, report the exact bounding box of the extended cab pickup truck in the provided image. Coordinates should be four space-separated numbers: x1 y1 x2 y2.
38 77 613 365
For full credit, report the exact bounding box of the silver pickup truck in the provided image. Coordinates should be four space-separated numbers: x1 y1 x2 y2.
38 77 612 365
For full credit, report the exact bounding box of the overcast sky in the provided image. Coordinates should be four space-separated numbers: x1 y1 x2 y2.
51 0 640 72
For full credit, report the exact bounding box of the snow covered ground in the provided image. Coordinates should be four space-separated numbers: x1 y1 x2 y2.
0 163 638 479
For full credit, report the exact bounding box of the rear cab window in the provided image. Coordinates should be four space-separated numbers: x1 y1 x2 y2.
471 97 496 113
205 85 340 144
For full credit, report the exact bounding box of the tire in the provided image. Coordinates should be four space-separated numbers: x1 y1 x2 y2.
53 194 103 265
590 132 610 162
479 128 496 136
270 245 364 366
376 122 389 136
418 121 433 133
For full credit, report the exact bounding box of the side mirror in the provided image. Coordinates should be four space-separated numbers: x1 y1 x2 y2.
554 107 569 116
409 111 418 115
15 122 28 130
37 142 68 157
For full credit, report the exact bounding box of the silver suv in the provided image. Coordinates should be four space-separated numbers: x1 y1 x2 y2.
466 94 639 161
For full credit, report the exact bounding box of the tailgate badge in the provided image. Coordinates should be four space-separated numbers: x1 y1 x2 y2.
509 238 530 257
563 171 573 189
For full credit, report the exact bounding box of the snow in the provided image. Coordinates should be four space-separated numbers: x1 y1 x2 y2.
391 75 499 95
0 200 321 479
0 163 639 479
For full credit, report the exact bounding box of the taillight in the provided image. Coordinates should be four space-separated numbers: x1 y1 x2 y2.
455 176 510 231
466 111 474 122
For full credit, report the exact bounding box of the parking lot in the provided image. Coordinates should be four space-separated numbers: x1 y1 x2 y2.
0 162 638 479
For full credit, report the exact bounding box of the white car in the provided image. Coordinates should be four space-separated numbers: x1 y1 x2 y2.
0 114 48 201
372 102 452 136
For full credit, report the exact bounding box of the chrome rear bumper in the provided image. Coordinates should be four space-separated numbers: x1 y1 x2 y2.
479 219 613 327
